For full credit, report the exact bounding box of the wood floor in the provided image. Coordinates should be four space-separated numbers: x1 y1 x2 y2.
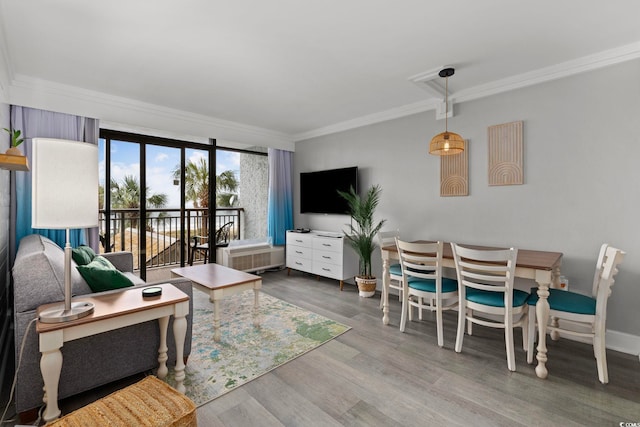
9 269 640 426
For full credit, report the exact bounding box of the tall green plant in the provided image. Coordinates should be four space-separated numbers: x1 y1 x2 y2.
338 184 386 278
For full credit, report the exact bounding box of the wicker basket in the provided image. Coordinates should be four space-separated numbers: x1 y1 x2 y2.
355 276 377 297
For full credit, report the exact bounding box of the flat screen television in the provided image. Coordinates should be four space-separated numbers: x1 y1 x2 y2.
300 166 358 214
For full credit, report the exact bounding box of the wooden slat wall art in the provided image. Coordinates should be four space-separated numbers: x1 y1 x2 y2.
440 140 468 197
488 121 523 186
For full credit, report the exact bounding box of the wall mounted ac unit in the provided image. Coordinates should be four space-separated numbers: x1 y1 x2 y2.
221 242 285 273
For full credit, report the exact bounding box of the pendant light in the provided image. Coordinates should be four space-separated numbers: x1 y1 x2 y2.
429 68 464 155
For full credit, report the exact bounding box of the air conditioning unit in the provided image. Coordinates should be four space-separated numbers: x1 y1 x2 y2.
221 241 285 272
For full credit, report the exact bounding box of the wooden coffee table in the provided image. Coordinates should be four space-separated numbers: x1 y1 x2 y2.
171 263 262 342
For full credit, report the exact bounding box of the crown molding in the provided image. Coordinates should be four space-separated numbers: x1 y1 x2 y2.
294 98 440 141
453 40 640 104
296 41 640 142
8 74 295 149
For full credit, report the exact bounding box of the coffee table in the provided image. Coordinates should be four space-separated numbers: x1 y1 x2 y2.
171 263 262 342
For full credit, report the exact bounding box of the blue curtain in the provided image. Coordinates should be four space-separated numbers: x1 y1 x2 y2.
10 106 100 259
267 148 294 245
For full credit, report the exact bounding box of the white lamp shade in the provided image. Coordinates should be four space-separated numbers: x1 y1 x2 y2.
32 138 99 229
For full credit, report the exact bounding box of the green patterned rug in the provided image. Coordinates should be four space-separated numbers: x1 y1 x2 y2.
165 288 350 406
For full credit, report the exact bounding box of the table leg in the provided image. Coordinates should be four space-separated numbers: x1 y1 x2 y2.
173 301 188 394
212 290 222 342
156 316 169 379
40 347 62 422
382 258 390 325
535 270 552 379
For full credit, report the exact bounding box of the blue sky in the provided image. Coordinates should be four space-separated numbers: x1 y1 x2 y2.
98 139 239 208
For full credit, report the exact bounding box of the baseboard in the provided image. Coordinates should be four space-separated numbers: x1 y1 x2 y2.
606 330 640 358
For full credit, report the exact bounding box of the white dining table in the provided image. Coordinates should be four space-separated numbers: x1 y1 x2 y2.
381 241 563 379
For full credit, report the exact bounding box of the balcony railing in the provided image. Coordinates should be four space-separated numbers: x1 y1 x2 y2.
99 207 243 269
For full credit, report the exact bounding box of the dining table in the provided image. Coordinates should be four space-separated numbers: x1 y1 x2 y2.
380 241 563 379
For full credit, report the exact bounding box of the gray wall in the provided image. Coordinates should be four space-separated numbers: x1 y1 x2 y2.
293 59 640 341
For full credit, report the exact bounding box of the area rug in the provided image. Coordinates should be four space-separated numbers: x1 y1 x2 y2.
164 288 350 407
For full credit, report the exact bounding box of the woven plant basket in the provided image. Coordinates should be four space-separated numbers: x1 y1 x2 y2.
355 276 377 298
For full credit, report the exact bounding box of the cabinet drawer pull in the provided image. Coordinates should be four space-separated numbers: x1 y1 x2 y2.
322 267 331 271
296 251 303 254
322 255 331 259
322 243 331 247
295 239 303 243
296 262 303 265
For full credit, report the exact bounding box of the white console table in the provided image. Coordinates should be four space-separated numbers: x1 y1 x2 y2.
286 230 358 290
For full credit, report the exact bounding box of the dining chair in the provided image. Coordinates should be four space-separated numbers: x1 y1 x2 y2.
396 239 457 347
526 244 625 384
378 230 403 309
451 243 529 371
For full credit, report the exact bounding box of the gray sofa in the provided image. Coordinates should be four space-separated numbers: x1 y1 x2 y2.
12 234 194 414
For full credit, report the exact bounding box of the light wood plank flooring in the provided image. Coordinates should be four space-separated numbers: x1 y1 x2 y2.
9 268 640 426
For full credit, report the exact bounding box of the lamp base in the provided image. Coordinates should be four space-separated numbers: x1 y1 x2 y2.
39 301 95 324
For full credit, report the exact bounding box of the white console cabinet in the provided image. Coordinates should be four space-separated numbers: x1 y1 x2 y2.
286 230 358 290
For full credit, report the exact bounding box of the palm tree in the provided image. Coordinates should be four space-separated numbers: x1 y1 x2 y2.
110 175 168 229
173 158 209 208
216 170 239 207
172 161 239 208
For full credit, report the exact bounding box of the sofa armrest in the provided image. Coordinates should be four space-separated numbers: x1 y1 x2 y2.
102 251 134 272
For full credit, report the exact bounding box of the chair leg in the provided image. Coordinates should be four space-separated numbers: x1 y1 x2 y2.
467 309 473 336
527 306 536 364
436 297 444 348
505 315 516 372
418 297 423 320
400 292 408 332
203 249 208 264
455 298 465 353
408 297 413 322
522 312 528 351
595 328 609 384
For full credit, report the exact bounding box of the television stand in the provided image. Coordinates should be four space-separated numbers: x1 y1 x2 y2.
285 230 358 290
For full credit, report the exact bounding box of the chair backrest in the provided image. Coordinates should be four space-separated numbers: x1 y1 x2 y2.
378 230 400 251
451 243 518 307
396 239 443 283
591 243 609 298
594 245 625 317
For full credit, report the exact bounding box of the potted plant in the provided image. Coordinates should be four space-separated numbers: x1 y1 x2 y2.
3 128 25 156
338 184 386 297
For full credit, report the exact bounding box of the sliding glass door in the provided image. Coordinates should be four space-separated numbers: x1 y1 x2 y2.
99 131 215 280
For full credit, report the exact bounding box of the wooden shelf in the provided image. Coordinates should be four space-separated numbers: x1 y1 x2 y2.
0 153 29 171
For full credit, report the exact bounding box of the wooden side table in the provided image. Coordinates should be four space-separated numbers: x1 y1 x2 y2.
36 283 190 423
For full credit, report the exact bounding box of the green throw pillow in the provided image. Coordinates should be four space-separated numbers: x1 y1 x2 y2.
77 255 134 292
72 245 97 266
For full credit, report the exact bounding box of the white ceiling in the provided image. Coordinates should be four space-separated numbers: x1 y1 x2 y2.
1 0 640 141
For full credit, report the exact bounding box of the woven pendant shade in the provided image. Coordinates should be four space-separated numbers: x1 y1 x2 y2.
429 68 464 156
429 131 464 155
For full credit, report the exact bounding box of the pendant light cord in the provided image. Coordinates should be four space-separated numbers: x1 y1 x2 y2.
444 76 449 133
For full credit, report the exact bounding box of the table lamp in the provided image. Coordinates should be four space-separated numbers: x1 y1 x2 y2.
32 138 99 323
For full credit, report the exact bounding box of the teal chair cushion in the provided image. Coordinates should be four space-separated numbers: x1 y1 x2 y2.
466 288 530 308
527 288 596 315
389 263 403 276
407 277 457 293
